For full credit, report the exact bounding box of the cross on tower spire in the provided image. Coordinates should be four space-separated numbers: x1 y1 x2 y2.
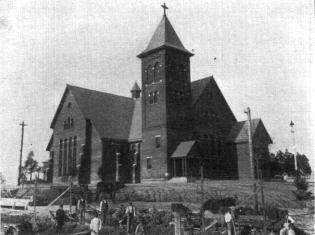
161 3 168 16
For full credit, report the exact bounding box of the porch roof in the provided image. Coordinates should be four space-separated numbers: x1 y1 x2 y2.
170 141 196 158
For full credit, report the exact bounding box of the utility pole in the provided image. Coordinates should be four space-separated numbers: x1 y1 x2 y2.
259 170 267 234
18 121 27 186
34 175 37 220
244 107 258 213
115 152 120 182
290 121 298 171
200 160 205 235
132 143 138 184
69 177 72 213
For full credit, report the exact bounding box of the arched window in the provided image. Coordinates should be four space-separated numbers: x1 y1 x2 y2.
146 65 152 84
153 62 160 82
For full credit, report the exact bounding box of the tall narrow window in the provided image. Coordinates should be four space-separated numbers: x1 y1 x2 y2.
70 118 74 128
210 136 215 155
68 137 72 175
58 140 63 176
146 157 152 170
149 92 154 104
155 135 161 148
153 62 160 82
153 91 158 103
146 65 152 84
72 137 77 176
63 139 68 176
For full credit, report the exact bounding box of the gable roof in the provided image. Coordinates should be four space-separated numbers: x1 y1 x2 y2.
46 135 53 151
138 15 193 57
191 76 213 104
170 141 196 158
128 99 142 141
131 82 141 92
50 85 138 141
226 119 272 144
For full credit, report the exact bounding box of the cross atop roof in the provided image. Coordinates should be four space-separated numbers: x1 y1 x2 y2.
161 3 168 16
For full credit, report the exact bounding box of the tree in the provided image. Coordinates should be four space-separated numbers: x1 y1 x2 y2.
0 172 6 184
296 153 312 175
269 150 312 177
23 151 38 181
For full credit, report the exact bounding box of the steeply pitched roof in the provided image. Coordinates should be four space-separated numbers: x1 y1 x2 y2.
138 15 193 57
46 135 53 151
191 76 213 104
226 119 272 144
69 85 136 140
131 82 141 92
128 99 142 141
50 85 138 141
170 141 196 158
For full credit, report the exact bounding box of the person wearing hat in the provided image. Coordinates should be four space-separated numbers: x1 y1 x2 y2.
55 204 66 235
99 197 109 226
90 211 102 235
77 196 87 224
286 212 295 225
125 202 136 234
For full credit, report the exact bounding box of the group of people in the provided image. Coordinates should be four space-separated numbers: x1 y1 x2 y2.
89 200 145 235
54 197 145 235
223 207 296 235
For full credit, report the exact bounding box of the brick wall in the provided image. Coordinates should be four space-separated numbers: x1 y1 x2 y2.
236 143 252 180
50 90 86 185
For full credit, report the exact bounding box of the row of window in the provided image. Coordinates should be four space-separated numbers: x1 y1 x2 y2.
203 110 218 120
64 117 74 130
58 136 77 176
148 91 159 104
145 63 161 84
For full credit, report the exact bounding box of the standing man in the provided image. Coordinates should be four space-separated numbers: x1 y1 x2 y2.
77 196 86 224
90 211 102 235
100 197 109 226
55 204 66 235
224 208 232 235
125 202 136 234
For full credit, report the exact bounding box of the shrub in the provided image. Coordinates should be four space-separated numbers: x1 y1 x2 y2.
202 197 236 213
293 171 313 201
294 173 308 191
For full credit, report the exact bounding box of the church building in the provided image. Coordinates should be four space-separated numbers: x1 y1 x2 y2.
46 6 272 186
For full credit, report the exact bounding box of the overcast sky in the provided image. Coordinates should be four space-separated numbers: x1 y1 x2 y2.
0 0 314 184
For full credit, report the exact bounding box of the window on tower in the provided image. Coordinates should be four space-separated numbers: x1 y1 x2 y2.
153 62 160 82
153 91 158 103
149 91 158 104
149 92 153 104
155 135 161 148
146 65 152 84
146 157 152 170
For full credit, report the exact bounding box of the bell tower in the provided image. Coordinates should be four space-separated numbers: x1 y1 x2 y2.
137 5 194 179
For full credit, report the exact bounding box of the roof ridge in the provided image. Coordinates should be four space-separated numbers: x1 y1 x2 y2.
67 84 133 101
191 76 214 84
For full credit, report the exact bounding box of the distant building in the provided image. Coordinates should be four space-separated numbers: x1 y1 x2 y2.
46 9 272 186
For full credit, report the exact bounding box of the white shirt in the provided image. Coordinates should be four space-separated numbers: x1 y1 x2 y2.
125 205 136 216
90 217 102 235
224 212 232 223
288 229 295 235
